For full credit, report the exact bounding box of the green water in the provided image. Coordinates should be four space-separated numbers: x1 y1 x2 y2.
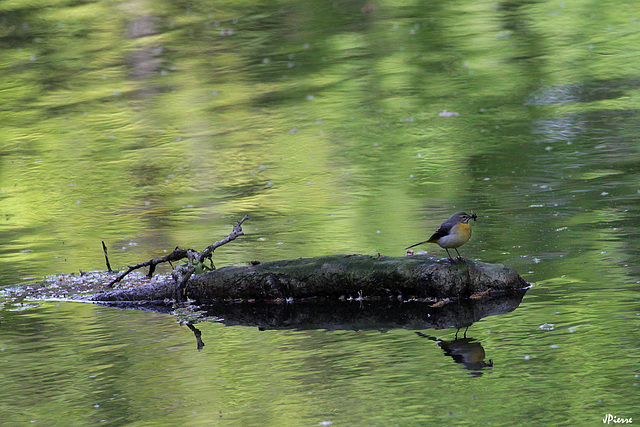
1 0 639 425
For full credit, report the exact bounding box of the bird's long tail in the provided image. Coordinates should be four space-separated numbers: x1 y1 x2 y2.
405 240 431 250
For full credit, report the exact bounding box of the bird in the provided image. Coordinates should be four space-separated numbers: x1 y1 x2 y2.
415 330 493 375
406 212 477 260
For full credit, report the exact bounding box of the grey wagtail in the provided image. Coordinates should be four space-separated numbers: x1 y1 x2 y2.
406 212 477 260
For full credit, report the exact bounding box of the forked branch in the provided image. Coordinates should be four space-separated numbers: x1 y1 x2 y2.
107 215 249 287
198 214 249 263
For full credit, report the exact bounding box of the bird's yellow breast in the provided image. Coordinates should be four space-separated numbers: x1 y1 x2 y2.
437 222 472 249
455 222 472 240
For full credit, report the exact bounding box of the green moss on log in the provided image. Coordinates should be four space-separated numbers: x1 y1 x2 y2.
187 254 527 301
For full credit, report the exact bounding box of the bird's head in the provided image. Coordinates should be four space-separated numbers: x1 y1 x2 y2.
455 212 477 223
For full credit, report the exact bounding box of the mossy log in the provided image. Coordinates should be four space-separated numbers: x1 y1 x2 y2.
88 254 529 303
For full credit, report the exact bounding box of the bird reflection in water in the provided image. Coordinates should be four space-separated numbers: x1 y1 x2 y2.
416 327 493 377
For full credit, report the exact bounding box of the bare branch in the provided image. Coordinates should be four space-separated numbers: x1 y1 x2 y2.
106 215 249 288
197 214 249 263
172 249 198 300
102 241 112 273
107 248 189 287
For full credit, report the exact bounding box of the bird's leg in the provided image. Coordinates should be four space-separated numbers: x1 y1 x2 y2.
445 248 454 261
455 326 469 339
455 248 462 260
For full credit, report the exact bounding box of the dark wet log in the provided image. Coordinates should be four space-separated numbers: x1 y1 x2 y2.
189 254 528 301
88 254 528 303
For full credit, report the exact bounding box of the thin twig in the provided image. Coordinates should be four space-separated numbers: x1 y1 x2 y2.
198 214 249 263
102 241 112 273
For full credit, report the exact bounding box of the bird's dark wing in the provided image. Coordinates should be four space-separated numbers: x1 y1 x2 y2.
407 224 448 248
427 225 449 242
406 217 457 249
428 216 460 241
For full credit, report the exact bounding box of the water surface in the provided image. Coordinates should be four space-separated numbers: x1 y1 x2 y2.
1 0 639 424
